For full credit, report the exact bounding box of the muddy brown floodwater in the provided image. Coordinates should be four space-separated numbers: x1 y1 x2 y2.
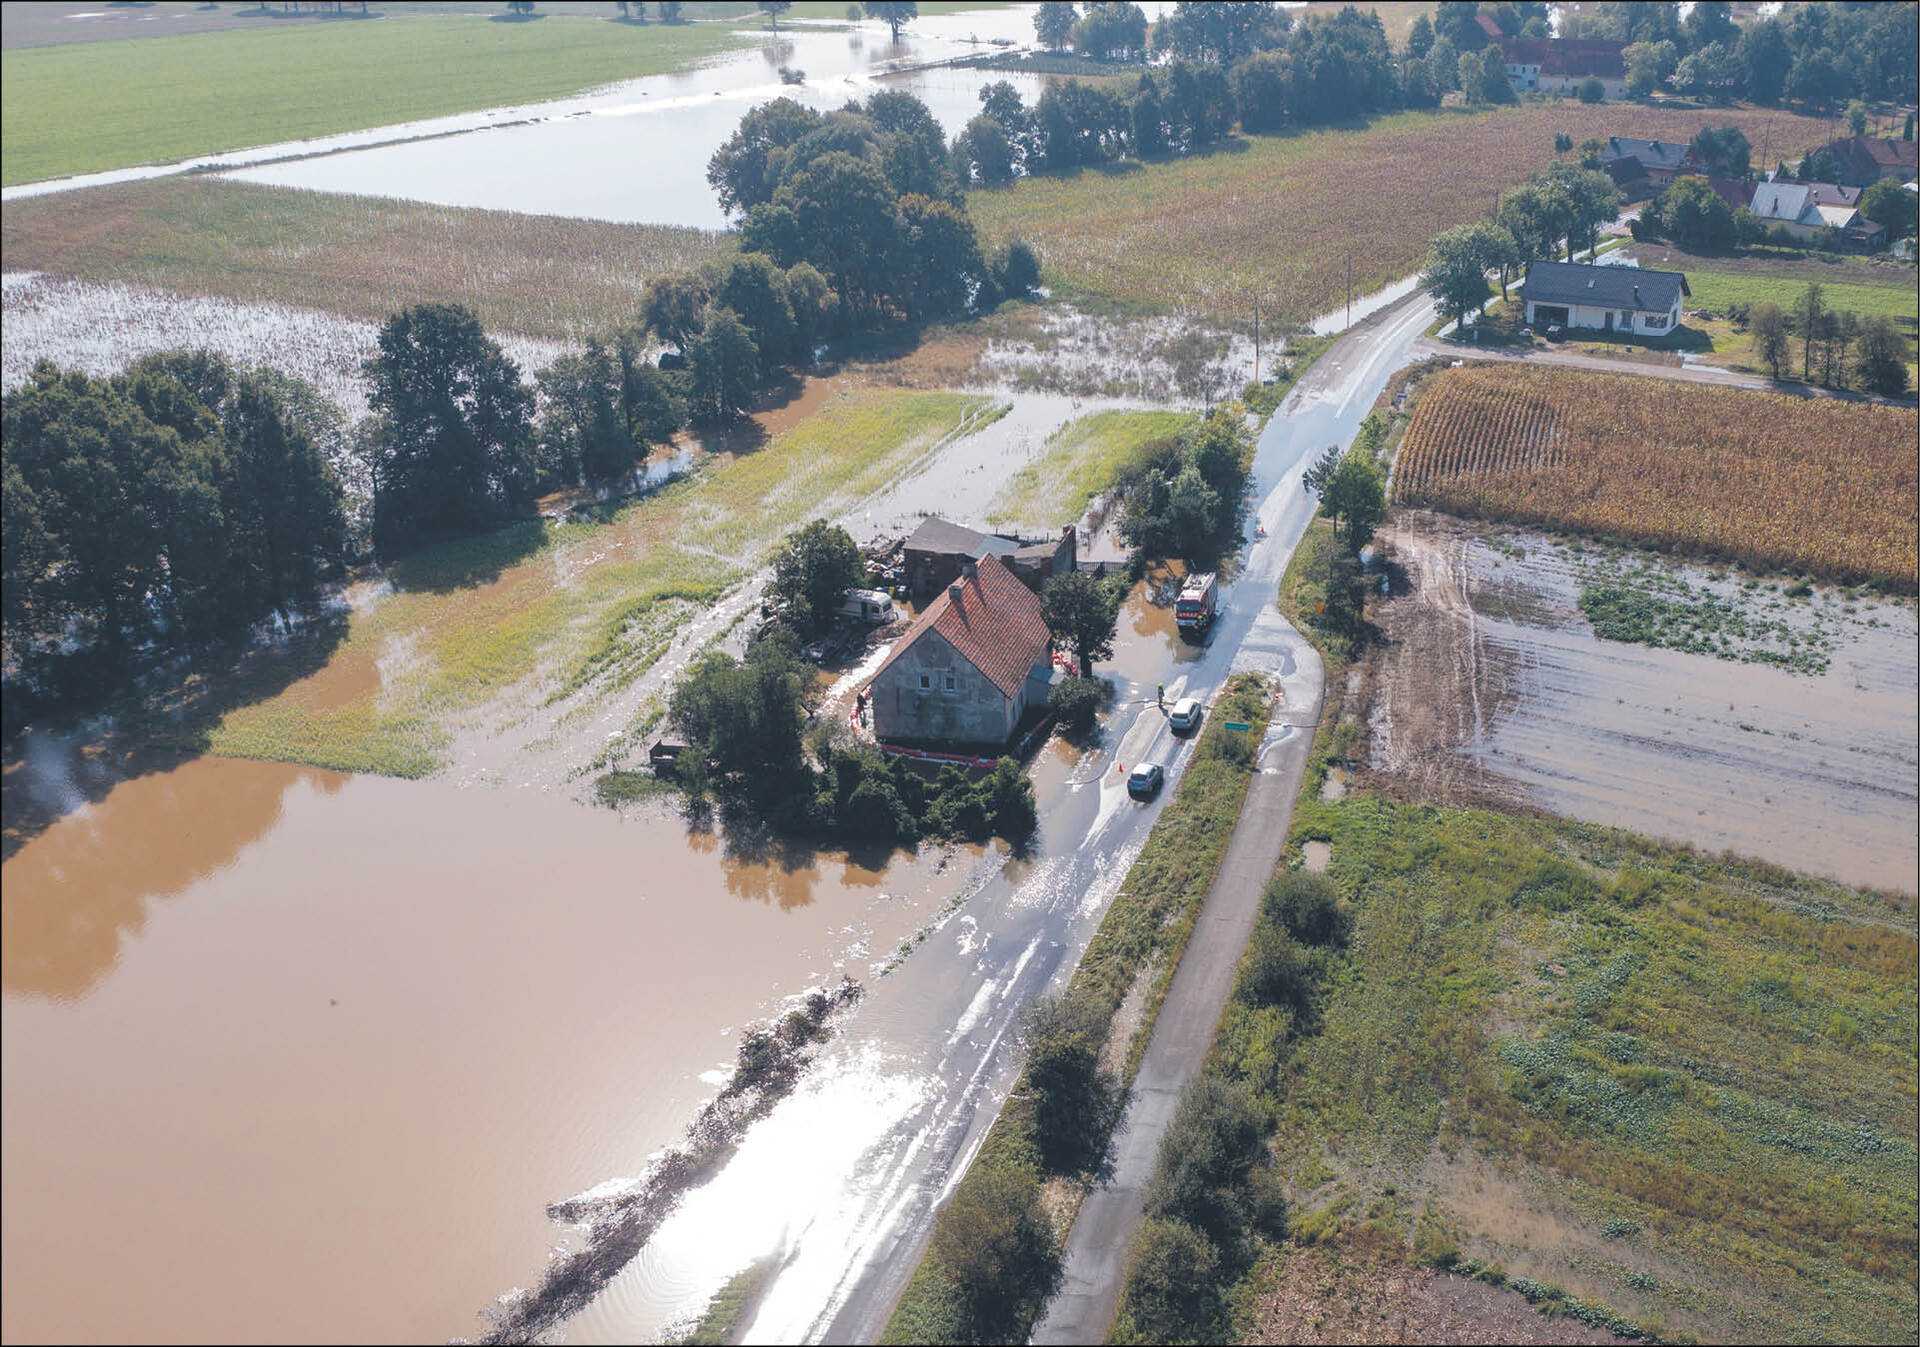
0 748 974 1344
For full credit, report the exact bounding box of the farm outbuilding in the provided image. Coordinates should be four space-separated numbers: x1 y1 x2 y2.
901 516 1074 604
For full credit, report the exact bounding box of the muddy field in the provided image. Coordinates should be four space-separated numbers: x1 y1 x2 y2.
1364 512 1919 895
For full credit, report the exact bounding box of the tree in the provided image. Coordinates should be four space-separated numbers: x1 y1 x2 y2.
895 192 985 320
1657 175 1737 252
1853 316 1910 396
1422 224 1493 332
1737 18 1792 105
1034 0 1076 51
1674 41 1739 103
1749 301 1790 379
658 0 680 18
669 632 810 787
1684 0 1736 53
1786 48 1845 109
1553 131 1573 154
926 1168 1061 1343
1457 48 1488 104
1577 75 1605 103
706 97 822 217
641 271 712 350
1072 0 1148 61
715 253 798 366
770 521 863 633
686 306 760 422
1143 1076 1267 1245
1120 1220 1222 1344
361 303 536 554
956 112 1016 184
1847 99 1869 137
1860 179 1918 241
1151 0 1284 65
537 341 637 483
1406 12 1434 58
1322 452 1385 549
1042 570 1123 676
773 149 902 317
1688 125 1750 176
1624 39 1677 97
1795 282 1824 380
1432 0 1483 51
756 0 789 28
782 260 840 355
1019 994 1126 1179
863 0 916 41
994 238 1041 298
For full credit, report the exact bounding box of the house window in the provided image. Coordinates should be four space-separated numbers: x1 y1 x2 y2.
1618 310 1631 326
943 672 957 693
1644 312 1668 330
919 672 931 691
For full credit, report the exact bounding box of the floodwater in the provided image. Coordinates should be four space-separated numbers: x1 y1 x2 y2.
0 746 974 1344
223 7 1175 229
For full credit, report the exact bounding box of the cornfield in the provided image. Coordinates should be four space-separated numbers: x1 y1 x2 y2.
1395 365 1919 589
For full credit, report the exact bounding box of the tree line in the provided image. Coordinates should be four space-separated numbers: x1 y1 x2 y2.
1743 283 1911 397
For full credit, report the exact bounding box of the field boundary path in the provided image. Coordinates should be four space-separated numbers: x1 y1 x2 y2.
1415 338 1914 405
1031 644 1323 1345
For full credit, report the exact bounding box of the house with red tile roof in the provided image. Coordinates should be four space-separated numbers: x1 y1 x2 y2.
865 555 1054 747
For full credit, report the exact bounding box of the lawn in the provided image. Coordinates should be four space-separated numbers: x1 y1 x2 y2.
1245 792 1918 1344
986 409 1198 530
967 103 1837 329
0 13 749 184
205 388 988 777
1683 266 1920 322
0 177 733 342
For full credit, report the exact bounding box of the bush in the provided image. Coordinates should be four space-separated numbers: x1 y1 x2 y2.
1019 994 1128 1179
996 238 1042 298
1143 1077 1267 1246
1578 77 1605 103
1265 869 1346 946
926 1165 1062 1343
1118 1219 1221 1344
1049 675 1106 732
1235 920 1315 1011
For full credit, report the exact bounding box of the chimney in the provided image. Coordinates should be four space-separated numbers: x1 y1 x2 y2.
962 558 978 579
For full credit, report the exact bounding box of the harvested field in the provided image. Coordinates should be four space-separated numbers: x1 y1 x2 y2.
0 270 567 423
0 177 732 342
1244 1245 1627 1345
1365 513 1919 894
1393 364 1919 589
0 13 749 185
966 104 1836 327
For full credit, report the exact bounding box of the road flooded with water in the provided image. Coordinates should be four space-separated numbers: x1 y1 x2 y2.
0 747 978 1344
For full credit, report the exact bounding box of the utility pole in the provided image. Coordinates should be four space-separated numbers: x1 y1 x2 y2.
1252 296 1261 385
1346 254 1353 329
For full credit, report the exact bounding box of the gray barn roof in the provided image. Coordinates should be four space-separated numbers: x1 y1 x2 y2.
1600 137 1690 171
903 515 1020 559
1521 261 1690 314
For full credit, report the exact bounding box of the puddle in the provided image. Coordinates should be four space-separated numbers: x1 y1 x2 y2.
0 751 973 1344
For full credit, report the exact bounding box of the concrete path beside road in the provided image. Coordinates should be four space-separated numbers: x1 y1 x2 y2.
1414 337 1913 405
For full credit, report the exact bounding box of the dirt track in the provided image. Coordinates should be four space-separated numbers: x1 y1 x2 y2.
1368 515 1919 895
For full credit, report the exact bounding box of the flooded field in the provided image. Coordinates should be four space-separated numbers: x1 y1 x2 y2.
0 270 567 420
1367 513 1920 894
218 7 1172 230
0 747 979 1344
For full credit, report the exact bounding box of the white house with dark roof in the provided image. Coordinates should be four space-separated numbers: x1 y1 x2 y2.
1521 260 1690 336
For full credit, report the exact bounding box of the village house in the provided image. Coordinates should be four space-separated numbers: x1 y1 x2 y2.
900 515 1074 604
1521 259 1690 336
1749 181 1883 248
865 555 1054 748
1596 137 1694 191
1813 135 1920 187
1498 37 1629 99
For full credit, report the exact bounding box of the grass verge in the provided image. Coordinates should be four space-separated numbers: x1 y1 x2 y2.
986 409 1198 530
2 14 749 185
1 177 733 342
882 674 1273 1345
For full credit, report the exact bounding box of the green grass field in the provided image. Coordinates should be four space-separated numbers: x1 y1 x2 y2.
1 14 748 184
205 388 988 777
986 409 1197 530
1684 267 1920 322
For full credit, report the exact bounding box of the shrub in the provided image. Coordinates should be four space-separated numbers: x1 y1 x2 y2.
1049 675 1106 732
1143 1077 1267 1246
1118 1219 1221 1344
1019 994 1128 1179
926 1165 1062 1343
1578 77 1605 103
1235 920 1315 1012
1265 869 1347 946
996 238 1042 298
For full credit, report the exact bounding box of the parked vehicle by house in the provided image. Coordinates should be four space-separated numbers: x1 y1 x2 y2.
1168 696 1204 735
839 588 898 624
1175 572 1218 637
1127 762 1166 800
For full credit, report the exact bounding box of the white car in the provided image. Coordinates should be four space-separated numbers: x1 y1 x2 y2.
1168 696 1203 734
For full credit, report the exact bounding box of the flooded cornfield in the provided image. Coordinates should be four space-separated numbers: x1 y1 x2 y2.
0 744 986 1344
1366 515 1920 895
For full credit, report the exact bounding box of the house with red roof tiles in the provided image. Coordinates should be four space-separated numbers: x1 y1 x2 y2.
865 555 1054 747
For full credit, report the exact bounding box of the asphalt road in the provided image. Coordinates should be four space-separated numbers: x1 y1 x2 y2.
1031 290 1439 1346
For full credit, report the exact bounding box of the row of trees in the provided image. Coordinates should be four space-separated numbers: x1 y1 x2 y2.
4 355 349 700
1423 160 1623 331
1746 284 1911 397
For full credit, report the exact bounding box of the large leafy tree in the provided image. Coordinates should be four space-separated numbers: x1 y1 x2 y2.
863 0 917 42
1042 571 1124 677
687 305 761 422
705 97 822 218
362 303 536 554
1422 224 1494 331
773 149 902 317
769 521 864 633
537 340 638 484
1033 0 1076 51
